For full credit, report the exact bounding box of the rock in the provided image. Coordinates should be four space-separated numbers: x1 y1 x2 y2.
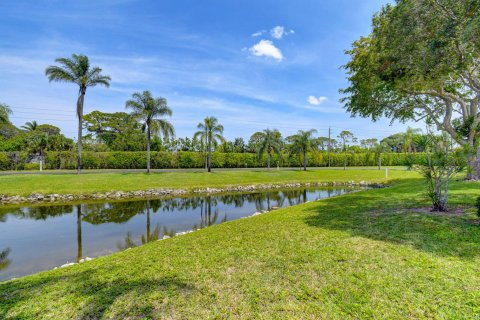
0 181 381 205
60 262 76 268
79 257 93 263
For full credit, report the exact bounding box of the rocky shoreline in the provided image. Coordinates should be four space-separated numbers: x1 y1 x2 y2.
0 181 384 205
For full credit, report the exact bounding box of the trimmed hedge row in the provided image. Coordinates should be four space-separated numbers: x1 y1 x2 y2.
0 151 424 171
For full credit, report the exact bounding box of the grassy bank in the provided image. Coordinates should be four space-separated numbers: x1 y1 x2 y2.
1 177 479 319
0 169 416 197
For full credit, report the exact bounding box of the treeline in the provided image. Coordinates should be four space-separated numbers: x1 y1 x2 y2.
0 151 425 171
0 110 428 155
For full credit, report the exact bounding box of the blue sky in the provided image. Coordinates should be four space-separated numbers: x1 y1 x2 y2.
0 0 414 141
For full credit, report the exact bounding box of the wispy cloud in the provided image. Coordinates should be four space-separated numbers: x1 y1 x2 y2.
249 40 283 61
252 30 266 37
270 26 285 39
270 26 295 39
307 96 328 105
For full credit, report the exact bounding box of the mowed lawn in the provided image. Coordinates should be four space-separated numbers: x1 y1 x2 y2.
0 168 415 196
1 176 479 319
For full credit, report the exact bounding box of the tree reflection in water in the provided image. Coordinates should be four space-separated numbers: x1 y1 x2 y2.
76 205 82 262
0 188 350 265
0 248 11 271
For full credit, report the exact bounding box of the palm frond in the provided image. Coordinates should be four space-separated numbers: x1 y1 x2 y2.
193 131 204 141
213 133 225 144
87 75 111 88
45 66 77 83
54 57 78 73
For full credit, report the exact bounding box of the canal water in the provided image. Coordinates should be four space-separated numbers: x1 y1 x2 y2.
0 187 357 281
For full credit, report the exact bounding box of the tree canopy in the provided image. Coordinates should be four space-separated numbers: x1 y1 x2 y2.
341 0 480 177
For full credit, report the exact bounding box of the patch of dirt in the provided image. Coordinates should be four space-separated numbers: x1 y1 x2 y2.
368 206 470 217
410 207 466 216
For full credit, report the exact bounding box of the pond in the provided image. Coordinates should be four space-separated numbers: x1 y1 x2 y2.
0 187 358 281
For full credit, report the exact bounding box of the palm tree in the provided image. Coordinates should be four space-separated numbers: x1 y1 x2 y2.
288 129 319 171
45 54 111 174
21 120 38 131
338 130 356 170
193 117 225 172
29 132 49 171
256 129 283 169
0 103 12 123
126 91 174 173
374 142 389 170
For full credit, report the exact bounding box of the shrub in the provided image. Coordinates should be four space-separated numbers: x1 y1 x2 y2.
0 151 426 170
476 196 480 218
24 163 40 171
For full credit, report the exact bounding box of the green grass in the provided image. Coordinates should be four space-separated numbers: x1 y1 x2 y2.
1 177 479 319
0 169 417 196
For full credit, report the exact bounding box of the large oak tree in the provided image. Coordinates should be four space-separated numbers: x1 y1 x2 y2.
341 0 480 179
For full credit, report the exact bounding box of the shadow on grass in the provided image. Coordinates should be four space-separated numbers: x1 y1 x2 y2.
0 267 194 319
303 178 480 259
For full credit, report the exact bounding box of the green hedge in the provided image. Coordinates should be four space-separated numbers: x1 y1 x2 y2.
0 151 425 171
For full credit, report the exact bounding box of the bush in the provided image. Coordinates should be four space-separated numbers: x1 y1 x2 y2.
476 196 480 218
0 151 426 170
24 163 40 171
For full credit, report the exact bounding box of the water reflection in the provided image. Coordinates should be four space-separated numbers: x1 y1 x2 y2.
76 205 83 262
0 187 357 281
0 248 11 271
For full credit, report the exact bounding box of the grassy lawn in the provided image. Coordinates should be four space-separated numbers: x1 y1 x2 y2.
1 177 479 319
0 169 416 196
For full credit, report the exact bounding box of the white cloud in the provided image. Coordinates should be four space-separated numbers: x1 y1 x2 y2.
252 30 265 37
307 96 328 105
249 40 283 61
270 26 285 39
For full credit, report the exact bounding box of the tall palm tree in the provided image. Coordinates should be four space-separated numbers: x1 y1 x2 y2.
193 117 225 172
0 103 12 123
288 129 319 171
256 129 283 169
21 120 38 131
45 54 111 174
338 130 356 170
126 91 174 173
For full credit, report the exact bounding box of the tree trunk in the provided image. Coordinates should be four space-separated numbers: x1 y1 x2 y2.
146 125 151 174
303 152 307 171
467 149 480 180
204 137 208 170
267 151 271 169
76 205 83 263
76 92 85 175
207 142 212 173
39 150 43 171
378 152 381 170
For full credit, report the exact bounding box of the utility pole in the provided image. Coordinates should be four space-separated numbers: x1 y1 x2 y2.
328 127 331 167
